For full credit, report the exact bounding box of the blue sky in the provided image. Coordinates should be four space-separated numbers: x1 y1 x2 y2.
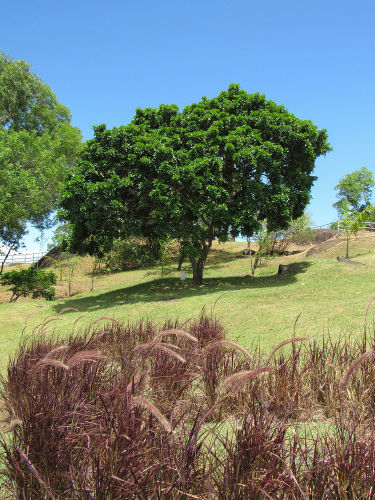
2 0 375 251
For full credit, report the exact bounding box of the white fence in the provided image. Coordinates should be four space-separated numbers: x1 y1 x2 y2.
312 221 375 231
1 252 46 266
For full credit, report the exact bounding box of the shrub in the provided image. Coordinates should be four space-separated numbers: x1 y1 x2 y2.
103 237 158 272
2 315 375 497
0 268 56 302
266 213 316 256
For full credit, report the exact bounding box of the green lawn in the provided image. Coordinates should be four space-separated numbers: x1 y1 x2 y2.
1 236 375 374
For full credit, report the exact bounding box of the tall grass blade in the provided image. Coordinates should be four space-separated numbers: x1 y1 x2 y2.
17 448 54 498
342 350 374 387
266 337 308 363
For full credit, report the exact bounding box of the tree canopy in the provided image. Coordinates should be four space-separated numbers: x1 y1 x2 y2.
59 84 330 284
0 52 81 257
333 167 374 215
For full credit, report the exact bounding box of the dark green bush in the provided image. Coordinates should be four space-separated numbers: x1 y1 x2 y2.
0 268 56 302
103 237 158 272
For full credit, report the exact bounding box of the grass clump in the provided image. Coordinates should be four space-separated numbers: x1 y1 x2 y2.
2 315 375 497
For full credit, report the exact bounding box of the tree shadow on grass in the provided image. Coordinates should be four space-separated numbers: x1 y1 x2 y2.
52 261 312 314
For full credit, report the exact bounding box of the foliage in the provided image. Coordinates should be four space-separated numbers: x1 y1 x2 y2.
333 166 374 214
339 201 369 258
0 268 56 302
59 84 330 284
2 315 375 497
47 223 72 251
103 237 158 272
248 226 273 276
287 212 316 244
0 52 81 253
266 212 316 255
159 238 178 275
361 203 375 229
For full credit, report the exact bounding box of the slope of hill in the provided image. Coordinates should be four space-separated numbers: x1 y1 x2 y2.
1 234 375 373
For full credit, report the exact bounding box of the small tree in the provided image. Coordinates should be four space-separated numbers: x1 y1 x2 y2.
339 201 368 258
248 227 273 276
0 268 56 302
334 167 374 215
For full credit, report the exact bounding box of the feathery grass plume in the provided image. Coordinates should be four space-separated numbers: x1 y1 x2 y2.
57 307 79 315
134 341 181 351
131 396 172 432
266 337 309 363
30 358 70 374
92 316 122 325
205 340 253 360
212 293 226 313
9 418 22 430
67 350 107 368
42 345 68 359
220 366 278 393
73 314 88 328
133 342 186 363
32 317 65 336
172 372 200 382
126 371 147 393
153 329 198 343
153 344 186 363
293 312 302 336
342 350 375 387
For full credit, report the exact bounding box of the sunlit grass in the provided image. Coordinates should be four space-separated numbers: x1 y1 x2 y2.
1 235 375 374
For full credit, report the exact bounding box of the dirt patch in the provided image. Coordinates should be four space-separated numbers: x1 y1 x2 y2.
315 229 339 243
33 247 76 269
305 238 342 257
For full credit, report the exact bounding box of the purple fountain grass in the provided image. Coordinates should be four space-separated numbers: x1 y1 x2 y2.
220 366 278 393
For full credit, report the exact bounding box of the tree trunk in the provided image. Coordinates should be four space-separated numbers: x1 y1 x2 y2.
190 239 212 285
0 245 14 275
346 236 349 259
190 257 205 285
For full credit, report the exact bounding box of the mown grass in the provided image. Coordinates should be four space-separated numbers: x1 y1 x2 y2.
1 234 375 374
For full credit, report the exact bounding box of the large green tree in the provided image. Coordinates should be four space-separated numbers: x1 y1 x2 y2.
59 85 330 284
0 52 81 261
333 167 374 215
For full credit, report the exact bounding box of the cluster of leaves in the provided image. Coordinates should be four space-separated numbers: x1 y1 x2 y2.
103 237 160 272
59 84 330 284
339 201 369 258
0 268 56 302
247 213 315 276
334 166 374 215
2 314 375 497
0 52 81 253
267 212 316 255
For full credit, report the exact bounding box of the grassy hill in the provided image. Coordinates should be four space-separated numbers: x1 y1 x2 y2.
1 233 375 373
2 233 375 497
